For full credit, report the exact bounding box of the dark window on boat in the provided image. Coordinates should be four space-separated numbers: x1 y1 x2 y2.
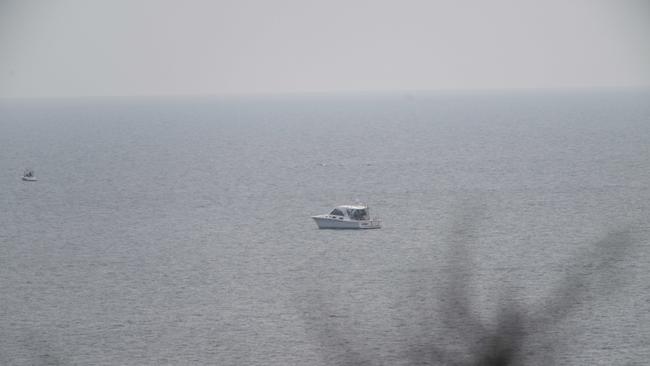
351 209 368 220
330 209 344 216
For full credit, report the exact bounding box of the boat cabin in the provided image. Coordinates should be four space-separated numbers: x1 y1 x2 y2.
328 205 370 221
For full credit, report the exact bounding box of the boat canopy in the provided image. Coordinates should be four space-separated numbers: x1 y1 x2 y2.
329 205 369 220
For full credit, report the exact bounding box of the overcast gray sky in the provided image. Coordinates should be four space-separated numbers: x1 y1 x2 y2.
1 0 649 98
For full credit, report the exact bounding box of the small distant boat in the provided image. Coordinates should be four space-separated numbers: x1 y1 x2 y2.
312 204 381 229
22 169 37 182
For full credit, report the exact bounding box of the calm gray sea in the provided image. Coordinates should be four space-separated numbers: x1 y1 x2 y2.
1 90 649 365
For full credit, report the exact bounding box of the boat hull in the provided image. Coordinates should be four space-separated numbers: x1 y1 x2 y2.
312 216 381 229
22 177 37 182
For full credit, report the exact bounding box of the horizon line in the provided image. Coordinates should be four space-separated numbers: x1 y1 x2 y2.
2 85 649 101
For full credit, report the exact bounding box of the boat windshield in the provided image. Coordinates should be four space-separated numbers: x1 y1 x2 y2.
330 208 344 216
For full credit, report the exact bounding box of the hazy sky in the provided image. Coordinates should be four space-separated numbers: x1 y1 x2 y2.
1 0 649 98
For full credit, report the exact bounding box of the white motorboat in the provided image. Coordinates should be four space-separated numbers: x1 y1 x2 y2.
22 169 37 182
312 204 381 229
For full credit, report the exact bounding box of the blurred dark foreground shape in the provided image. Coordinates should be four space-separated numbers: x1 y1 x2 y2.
301 216 633 365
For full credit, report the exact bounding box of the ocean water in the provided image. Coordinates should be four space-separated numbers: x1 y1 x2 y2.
1 90 649 365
